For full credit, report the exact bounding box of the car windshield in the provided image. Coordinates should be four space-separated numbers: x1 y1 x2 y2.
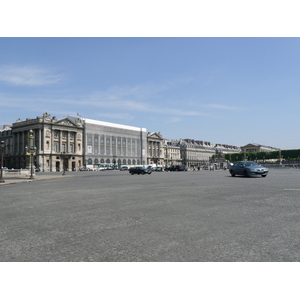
244 162 259 166
235 161 259 167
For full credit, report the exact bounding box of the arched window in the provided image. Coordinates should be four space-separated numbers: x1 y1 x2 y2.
95 158 99 164
101 159 104 163
106 159 110 163
133 159 136 165
137 160 140 165
128 159 131 165
88 158 92 164
123 159 126 165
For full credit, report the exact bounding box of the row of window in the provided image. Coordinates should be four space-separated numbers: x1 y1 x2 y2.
53 142 79 153
87 158 143 165
87 136 141 156
54 131 75 138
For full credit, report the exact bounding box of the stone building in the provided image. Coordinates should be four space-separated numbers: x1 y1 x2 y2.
178 139 216 167
214 144 240 154
164 140 182 166
1 112 244 172
0 125 13 168
241 143 279 153
147 132 164 165
78 117 148 168
163 138 224 167
1 113 84 171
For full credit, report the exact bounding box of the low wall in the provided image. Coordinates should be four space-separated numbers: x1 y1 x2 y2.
4 169 32 175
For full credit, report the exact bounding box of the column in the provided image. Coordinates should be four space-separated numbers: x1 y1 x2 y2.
59 130 62 153
67 131 70 153
74 132 77 153
92 133 94 155
38 129 42 152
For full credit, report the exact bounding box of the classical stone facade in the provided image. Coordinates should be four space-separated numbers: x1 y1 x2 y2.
147 132 164 165
163 139 241 167
164 140 182 166
241 143 279 153
1 112 247 171
2 113 84 171
178 139 216 167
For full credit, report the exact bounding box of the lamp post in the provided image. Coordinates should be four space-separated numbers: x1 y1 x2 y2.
61 152 67 175
0 141 5 183
165 146 169 168
113 155 116 169
279 150 282 165
25 130 36 180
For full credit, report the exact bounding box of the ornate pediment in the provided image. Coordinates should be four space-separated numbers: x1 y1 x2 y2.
55 117 80 127
147 132 163 140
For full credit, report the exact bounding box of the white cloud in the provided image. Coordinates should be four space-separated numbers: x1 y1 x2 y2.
202 104 240 110
166 117 182 123
0 65 63 86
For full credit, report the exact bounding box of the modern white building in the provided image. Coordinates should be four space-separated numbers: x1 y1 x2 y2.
73 117 148 168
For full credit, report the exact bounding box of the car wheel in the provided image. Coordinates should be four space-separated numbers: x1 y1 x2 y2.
244 170 249 177
230 170 235 177
130 172 134 175
142 172 145 175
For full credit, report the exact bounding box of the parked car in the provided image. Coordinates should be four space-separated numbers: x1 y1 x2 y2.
229 161 268 177
165 165 188 172
80 167 89 171
120 166 129 171
129 167 152 175
95 166 105 171
154 167 164 172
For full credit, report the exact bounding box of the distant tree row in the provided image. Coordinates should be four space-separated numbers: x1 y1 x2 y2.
222 149 300 162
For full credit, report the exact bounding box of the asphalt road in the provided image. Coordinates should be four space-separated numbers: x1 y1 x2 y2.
1 168 300 261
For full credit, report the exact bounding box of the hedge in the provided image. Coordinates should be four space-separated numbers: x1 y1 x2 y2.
223 149 300 162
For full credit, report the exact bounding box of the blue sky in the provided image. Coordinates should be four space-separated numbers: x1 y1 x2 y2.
1 37 300 150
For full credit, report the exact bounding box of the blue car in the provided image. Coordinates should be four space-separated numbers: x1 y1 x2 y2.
229 161 268 177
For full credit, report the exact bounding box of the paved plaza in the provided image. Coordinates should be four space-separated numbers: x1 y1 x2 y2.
1 168 300 261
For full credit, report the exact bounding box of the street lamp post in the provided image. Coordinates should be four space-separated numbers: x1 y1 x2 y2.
113 155 116 169
165 147 169 168
0 141 5 183
61 152 67 175
25 130 36 180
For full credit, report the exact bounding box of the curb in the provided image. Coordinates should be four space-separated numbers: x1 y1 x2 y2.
0 175 73 186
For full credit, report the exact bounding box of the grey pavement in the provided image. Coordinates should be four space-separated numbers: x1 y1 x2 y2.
1 169 300 261
0 173 73 185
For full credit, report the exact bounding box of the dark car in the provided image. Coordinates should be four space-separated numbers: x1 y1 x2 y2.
129 167 152 175
229 161 268 177
165 165 188 172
